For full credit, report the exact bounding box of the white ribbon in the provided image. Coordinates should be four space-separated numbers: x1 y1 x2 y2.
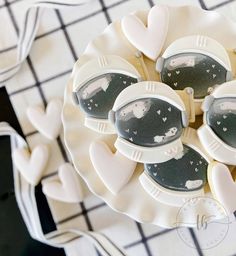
0 0 91 84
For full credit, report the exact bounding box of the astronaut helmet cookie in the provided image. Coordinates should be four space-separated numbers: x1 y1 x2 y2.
156 35 232 114
108 81 189 164
198 80 236 165
139 127 213 207
73 55 141 134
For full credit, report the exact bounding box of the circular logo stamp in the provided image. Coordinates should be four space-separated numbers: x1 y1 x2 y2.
175 197 230 250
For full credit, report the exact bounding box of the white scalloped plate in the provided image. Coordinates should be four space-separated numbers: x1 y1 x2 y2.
62 5 236 228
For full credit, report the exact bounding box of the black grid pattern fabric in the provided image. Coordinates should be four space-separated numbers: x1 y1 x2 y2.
1 0 236 255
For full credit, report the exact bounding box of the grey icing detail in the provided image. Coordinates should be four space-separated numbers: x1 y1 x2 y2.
226 70 233 81
72 91 80 105
108 110 116 124
114 97 184 147
77 73 138 119
156 57 164 73
184 87 194 96
160 53 228 99
144 145 208 191
206 97 236 148
181 111 189 127
202 95 214 112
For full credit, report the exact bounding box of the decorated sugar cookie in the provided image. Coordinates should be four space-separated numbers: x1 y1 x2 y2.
198 80 236 165
27 99 62 140
109 81 189 163
139 127 212 207
156 35 232 114
208 162 236 214
42 163 84 203
73 55 141 134
90 82 189 194
89 140 137 195
121 4 169 60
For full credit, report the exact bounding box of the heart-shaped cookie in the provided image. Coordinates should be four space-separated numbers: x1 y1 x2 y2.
121 5 169 60
42 163 83 203
13 145 49 185
208 162 236 214
27 99 63 140
89 141 137 194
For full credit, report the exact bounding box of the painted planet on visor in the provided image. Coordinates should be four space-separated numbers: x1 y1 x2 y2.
144 145 208 191
114 97 184 147
206 97 236 148
161 53 228 99
77 73 138 119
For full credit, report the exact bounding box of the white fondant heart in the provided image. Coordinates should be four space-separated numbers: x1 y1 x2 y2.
121 5 169 60
13 145 49 185
42 163 83 203
27 99 63 140
208 162 236 214
89 141 137 194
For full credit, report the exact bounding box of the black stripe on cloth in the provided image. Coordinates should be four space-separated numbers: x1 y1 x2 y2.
0 63 20 76
0 1 86 81
56 202 106 225
9 69 72 96
208 0 236 10
101 233 127 256
24 8 41 57
47 231 115 256
4 0 19 34
198 0 207 9
124 229 174 249
188 228 204 256
34 1 90 7
0 45 17 54
98 0 111 24
47 231 112 256
18 8 37 60
135 222 152 256
14 136 34 234
147 0 154 7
